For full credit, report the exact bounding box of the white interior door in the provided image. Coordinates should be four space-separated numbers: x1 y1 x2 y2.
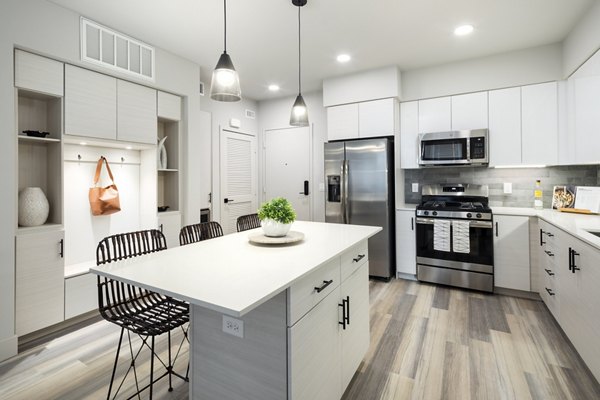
264 127 312 221
220 129 257 234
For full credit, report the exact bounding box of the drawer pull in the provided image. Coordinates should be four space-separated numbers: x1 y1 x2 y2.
544 269 555 276
352 254 366 263
544 250 554 257
546 233 554 237
545 287 555 296
314 280 333 293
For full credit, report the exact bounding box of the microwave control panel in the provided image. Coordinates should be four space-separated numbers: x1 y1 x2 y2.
470 137 486 159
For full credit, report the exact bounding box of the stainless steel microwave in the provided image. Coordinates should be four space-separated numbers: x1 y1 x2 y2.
418 129 488 166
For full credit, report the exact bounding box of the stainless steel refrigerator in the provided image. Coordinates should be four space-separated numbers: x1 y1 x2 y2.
325 138 395 280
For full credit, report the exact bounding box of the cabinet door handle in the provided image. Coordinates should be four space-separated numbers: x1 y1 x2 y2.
314 279 333 293
159 223 164 233
352 254 365 263
546 232 554 237
568 247 572 271
338 300 346 330
544 250 554 257
495 222 499 237
572 249 580 273
544 269 555 276
545 287 555 296
411 217 414 231
540 229 546 246
345 295 350 326
59 239 64 258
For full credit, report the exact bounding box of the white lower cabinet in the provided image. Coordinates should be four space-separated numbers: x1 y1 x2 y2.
288 242 370 399
395 210 416 275
340 263 370 391
493 215 530 291
15 230 65 336
64 273 98 319
158 212 181 248
289 286 342 400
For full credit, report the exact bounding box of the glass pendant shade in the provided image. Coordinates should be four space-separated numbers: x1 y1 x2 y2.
210 52 241 102
289 94 309 126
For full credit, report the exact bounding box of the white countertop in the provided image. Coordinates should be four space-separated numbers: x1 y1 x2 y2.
90 221 381 317
491 206 539 217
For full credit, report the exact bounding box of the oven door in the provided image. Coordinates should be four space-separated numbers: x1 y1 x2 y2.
415 217 494 273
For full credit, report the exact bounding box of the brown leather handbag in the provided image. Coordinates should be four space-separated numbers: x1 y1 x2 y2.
89 156 121 216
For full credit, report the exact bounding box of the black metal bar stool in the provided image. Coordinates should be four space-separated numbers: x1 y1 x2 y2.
236 213 261 232
179 221 223 245
96 229 190 399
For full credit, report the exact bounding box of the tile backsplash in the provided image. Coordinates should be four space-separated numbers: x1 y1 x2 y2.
404 165 600 207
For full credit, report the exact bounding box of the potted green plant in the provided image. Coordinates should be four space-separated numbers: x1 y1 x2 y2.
258 197 297 237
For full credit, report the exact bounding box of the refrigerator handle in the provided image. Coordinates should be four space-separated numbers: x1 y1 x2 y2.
340 161 346 224
344 160 350 224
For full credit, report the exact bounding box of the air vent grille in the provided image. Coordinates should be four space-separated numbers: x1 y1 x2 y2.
245 109 256 119
81 17 155 81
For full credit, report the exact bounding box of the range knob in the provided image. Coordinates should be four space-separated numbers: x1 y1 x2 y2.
432 211 438 216
476 213 482 219
466 213 472 218
423 211 429 216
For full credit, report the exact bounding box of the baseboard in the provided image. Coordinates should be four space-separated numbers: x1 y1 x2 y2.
0 334 18 362
494 286 542 300
396 272 417 281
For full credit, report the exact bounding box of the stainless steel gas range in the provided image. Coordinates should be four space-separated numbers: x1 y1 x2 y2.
415 184 494 292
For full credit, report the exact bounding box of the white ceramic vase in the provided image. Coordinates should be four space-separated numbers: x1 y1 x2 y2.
157 136 168 170
261 218 292 237
18 187 50 227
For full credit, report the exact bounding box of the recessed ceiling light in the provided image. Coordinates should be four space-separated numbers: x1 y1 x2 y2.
337 54 351 63
125 146 133 150
79 142 87 146
268 84 280 92
454 24 474 36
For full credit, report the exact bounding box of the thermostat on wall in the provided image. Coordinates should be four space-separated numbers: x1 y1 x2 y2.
229 118 241 128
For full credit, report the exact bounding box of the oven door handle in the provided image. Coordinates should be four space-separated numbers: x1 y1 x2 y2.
415 217 493 229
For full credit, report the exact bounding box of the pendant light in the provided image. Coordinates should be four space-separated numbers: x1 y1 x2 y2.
290 0 309 126
210 0 241 102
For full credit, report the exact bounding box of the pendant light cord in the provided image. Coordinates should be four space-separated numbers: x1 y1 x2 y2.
224 0 227 53
298 5 301 94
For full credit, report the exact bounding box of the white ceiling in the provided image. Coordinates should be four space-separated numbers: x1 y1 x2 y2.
49 0 594 101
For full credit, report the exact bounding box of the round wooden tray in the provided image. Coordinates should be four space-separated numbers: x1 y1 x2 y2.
248 231 305 245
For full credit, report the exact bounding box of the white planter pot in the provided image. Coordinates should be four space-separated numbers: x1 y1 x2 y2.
261 218 292 237
18 187 50 227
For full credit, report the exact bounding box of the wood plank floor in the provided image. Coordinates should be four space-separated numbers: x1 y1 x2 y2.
1 279 599 399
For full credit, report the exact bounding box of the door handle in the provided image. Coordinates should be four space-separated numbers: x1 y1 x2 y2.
338 296 349 330
299 180 309 195
540 229 546 246
571 249 580 273
411 217 414 231
495 222 499 237
59 239 64 258
159 223 163 233
224 198 234 204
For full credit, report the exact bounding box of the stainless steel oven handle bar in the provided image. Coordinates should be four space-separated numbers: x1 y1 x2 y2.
415 217 493 229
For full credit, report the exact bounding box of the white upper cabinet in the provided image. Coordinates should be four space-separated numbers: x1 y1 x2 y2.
570 50 600 164
327 103 359 141
451 92 488 130
521 82 558 165
399 101 419 169
117 80 157 144
358 98 396 138
15 50 64 97
65 65 117 140
418 97 451 133
488 87 521 166
157 91 182 121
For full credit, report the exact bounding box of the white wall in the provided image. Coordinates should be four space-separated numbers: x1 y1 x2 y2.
0 0 205 361
257 91 327 222
199 88 259 223
401 43 563 101
562 0 600 77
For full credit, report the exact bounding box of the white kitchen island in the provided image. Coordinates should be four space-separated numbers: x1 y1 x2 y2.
91 221 381 400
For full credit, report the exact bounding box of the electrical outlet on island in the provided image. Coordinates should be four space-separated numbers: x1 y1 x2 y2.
222 315 244 338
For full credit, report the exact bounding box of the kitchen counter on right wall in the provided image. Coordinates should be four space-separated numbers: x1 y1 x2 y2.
492 207 600 250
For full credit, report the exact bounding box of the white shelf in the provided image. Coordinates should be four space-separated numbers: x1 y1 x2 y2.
64 261 95 279
158 168 178 172
17 223 63 235
18 135 60 143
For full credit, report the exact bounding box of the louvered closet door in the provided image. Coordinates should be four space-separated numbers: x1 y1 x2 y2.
220 130 257 234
